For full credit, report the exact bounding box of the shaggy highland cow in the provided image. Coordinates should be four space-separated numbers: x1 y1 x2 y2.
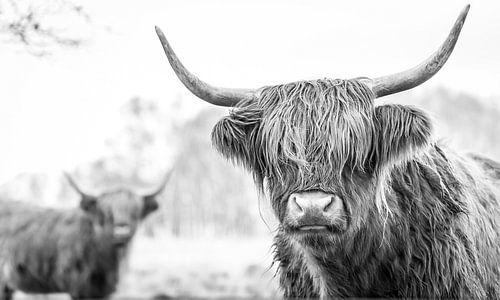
155 5 500 299
0 172 170 300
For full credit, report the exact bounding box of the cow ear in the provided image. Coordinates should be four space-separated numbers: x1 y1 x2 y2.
141 170 172 217
142 196 159 217
80 196 97 212
65 172 98 212
211 104 261 166
372 104 433 171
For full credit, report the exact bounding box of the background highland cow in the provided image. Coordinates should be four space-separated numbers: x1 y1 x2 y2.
0 173 168 299
1 0 500 298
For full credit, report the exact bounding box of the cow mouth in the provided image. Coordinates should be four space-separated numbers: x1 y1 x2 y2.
285 213 347 235
289 224 343 235
298 225 329 232
113 236 131 247
113 232 133 247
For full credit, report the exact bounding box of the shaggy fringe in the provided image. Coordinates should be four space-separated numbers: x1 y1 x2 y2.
257 79 374 180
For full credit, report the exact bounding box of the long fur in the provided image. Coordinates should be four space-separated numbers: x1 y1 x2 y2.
211 78 500 298
0 189 156 299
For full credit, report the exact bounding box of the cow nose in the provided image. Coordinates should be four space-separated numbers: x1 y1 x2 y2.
113 223 132 239
286 191 347 232
289 192 334 213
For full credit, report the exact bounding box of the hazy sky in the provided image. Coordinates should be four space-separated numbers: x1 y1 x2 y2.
1 0 499 183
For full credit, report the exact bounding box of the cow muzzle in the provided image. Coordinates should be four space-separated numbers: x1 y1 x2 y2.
113 223 134 245
286 191 348 233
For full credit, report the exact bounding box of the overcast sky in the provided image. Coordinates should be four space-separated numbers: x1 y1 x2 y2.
1 0 499 183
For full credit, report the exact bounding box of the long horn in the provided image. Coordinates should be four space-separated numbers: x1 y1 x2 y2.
64 172 95 199
155 27 257 107
144 170 173 199
369 5 470 98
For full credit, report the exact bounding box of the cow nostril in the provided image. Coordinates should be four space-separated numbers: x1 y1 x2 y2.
322 196 334 212
291 195 304 212
288 192 339 215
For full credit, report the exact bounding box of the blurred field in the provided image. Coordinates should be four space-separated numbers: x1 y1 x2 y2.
116 234 279 299
14 234 280 299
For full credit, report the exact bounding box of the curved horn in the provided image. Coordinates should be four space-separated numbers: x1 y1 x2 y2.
144 170 173 199
370 5 470 98
155 27 257 107
64 172 95 199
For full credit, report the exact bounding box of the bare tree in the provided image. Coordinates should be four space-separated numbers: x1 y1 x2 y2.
0 0 90 55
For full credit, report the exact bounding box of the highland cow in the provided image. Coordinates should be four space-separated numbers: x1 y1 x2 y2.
155 5 500 299
0 172 171 300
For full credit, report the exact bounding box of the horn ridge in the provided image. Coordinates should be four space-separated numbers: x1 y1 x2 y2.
144 169 173 199
155 26 256 107
64 172 96 199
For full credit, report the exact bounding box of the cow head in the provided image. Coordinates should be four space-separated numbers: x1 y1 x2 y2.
155 6 469 247
65 171 171 246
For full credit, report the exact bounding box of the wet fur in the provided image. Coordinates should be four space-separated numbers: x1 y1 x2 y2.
0 189 153 299
212 79 500 298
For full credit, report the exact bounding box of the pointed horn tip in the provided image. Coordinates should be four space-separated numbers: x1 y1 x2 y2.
155 26 166 38
63 171 74 181
460 4 470 19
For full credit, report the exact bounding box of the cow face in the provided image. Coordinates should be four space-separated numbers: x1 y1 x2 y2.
212 79 432 246
82 190 155 245
65 172 170 246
